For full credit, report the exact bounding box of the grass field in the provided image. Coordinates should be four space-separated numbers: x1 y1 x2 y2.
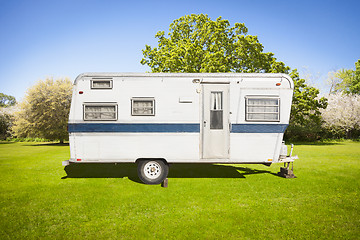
0 141 359 239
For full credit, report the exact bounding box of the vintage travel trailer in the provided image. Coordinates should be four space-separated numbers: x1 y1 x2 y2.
63 73 298 184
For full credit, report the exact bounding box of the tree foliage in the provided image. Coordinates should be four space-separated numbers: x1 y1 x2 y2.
321 93 360 138
141 14 289 73
0 93 16 107
323 59 360 139
0 113 11 139
0 93 16 139
330 59 360 94
0 107 15 140
285 70 328 140
142 14 328 141
12 78 73 143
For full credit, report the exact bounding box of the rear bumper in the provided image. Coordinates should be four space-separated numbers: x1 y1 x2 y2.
278 155 299 163
62 160 70 166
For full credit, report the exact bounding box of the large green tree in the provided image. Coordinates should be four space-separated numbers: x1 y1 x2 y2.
13 78 73 143
141 14 289 73
141 14 327 140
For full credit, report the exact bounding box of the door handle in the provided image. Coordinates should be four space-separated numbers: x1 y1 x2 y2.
204 121 207 127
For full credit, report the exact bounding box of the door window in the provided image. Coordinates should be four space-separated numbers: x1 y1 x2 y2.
210 92 223 129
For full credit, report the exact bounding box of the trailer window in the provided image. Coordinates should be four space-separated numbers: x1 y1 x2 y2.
131 98 155 116
246 97 280 121
83 104 117 120
210 92 223 129
91 80 113 89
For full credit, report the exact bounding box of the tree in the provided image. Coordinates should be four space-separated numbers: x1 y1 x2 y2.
326 70 343 94
0 93 16 107
0 111 11 140
285 70 328 141
141 14 289 73
0 107 15 140
142 14 327 141
330 59 360 94
12 78 73 143
0 93 16 139
321 93 360 138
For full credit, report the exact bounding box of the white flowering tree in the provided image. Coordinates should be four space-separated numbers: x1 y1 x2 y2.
321 92 360 138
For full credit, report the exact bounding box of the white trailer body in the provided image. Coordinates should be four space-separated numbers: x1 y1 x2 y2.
66 73 296 184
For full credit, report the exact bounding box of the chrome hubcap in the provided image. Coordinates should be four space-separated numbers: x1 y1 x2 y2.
144 161 162 179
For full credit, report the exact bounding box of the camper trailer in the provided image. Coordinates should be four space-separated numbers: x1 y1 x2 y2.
63 73 298 184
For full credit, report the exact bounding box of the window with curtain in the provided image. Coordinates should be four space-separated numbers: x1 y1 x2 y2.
246 97 280 121
84 104 117 120
131 98 155 116
210 92 223 129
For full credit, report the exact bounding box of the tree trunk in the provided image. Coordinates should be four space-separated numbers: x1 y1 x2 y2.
346 129 351 139
59 139 64 144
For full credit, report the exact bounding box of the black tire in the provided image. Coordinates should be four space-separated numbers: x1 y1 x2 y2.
137 159 169 185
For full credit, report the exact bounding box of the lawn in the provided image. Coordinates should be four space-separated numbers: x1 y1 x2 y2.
0 141 359 239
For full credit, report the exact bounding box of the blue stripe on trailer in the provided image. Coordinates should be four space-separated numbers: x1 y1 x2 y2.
68 123 288 133
68 123 200 133
231 124 288 133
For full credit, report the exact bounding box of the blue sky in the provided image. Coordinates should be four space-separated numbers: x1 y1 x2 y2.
1 0 359 100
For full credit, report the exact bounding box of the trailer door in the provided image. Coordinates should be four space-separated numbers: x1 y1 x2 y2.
201 83 230 159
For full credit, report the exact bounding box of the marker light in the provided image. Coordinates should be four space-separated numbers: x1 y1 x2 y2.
77 159 82 161
79 91 84 94
276 83 281 86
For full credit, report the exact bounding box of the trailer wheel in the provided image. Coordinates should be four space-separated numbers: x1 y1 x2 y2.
137 159 169 185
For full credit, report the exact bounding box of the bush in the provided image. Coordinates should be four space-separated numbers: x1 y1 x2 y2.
4 137 56 143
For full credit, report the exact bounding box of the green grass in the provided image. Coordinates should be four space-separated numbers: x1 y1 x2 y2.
0 141 359 239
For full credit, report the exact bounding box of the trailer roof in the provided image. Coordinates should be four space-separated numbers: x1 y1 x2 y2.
75 72 293 88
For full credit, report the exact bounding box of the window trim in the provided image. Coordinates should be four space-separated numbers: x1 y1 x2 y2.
131 97 155 116
90 79 113 89
83 103 118 121
245 96 280 122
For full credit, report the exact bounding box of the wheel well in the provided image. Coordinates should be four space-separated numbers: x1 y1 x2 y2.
135 158 168 165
